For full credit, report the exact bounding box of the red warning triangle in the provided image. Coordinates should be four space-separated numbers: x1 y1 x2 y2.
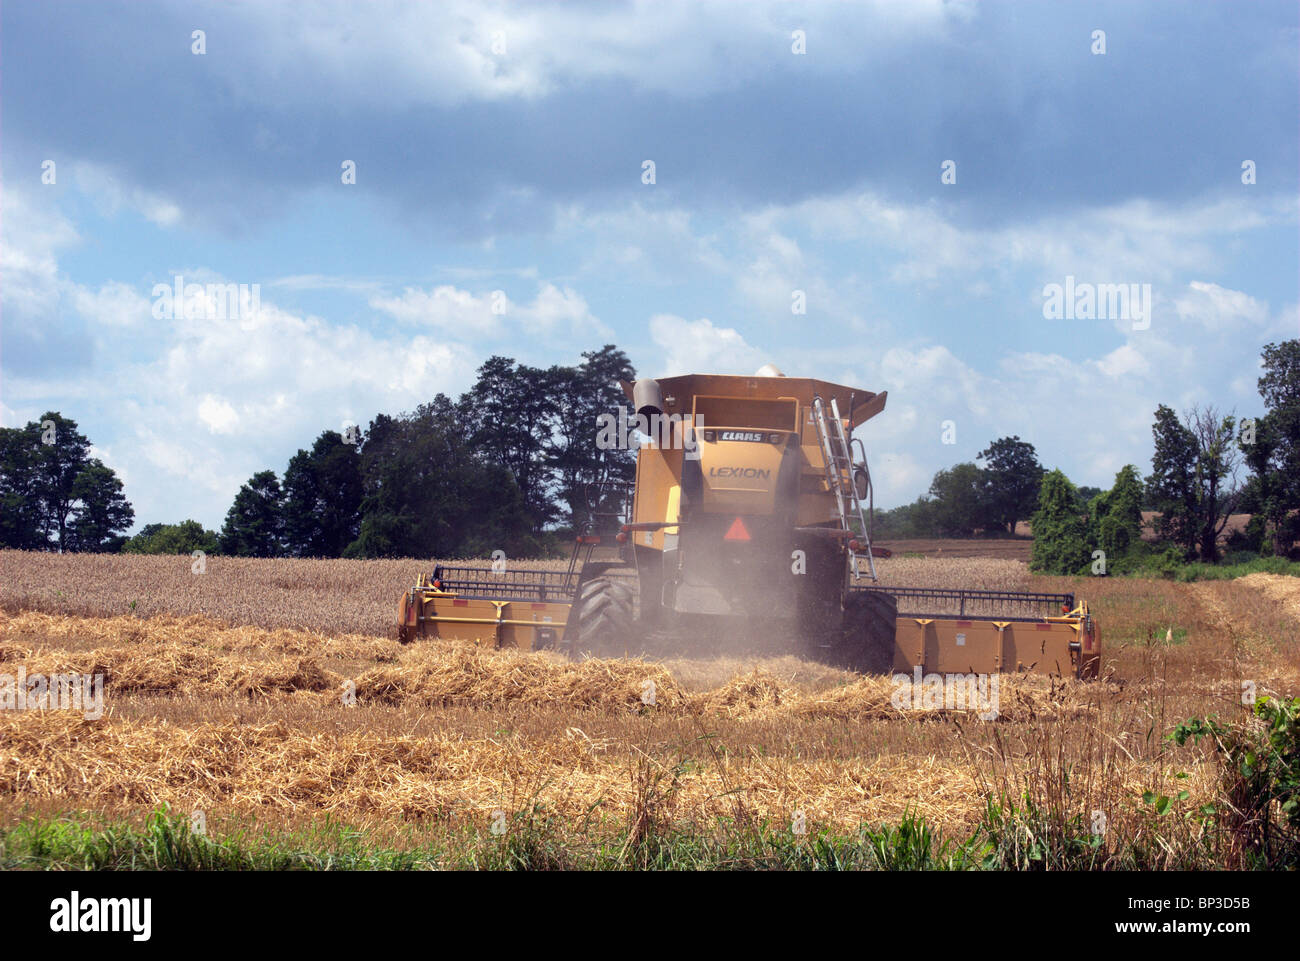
723 516 751 541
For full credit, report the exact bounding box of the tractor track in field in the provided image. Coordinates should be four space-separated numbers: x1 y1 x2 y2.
1188 575 1300 695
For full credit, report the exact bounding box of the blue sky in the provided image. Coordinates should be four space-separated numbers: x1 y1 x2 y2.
3 0 1297 531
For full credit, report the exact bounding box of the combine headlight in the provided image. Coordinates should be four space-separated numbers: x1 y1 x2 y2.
768 433 782 443
703 430 716 442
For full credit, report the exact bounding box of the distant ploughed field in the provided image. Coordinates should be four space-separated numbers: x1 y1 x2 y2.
0 550 1031 638
875 538 1033 561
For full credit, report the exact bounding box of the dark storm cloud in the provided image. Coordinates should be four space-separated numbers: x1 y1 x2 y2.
3 0 1295 239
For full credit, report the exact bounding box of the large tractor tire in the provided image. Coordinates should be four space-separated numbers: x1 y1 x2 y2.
794 538 850 660
572 576 637 659
837 590 899 674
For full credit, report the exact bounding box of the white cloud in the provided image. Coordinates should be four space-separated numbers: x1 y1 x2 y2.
0 186 79 319
779 191 1296 292
5 273 476 527
267 274 387 293
197 395 240 434
542 184 1293 508
649 314 770 376
71 162 182 228
71 281 152 327
520 283 608 335
734 229 811 320
371 285 502 336
877 344 991 421
870 450 929 507
560 203 731 282
1096 343 1151 379
1173 281 1269 331
370 281 607 338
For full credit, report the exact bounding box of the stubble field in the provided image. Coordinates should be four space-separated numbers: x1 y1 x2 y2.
1 548 1296 868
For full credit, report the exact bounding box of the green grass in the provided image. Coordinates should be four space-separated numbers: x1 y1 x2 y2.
1114 554 1300 582
0 810 440 870
1161 556 1300 582
1142 626 1190 646
0 808 988 871
3 794 1285 870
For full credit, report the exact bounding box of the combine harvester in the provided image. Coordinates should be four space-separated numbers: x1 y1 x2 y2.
397 368 1100 678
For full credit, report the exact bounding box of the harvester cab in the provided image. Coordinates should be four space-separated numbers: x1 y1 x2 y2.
608 369 889 653
396 365 1102 679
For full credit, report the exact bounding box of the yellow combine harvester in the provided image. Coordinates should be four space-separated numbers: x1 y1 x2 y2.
397 367 1100 678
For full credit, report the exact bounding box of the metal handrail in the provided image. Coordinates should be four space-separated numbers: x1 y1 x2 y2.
811 395 878 582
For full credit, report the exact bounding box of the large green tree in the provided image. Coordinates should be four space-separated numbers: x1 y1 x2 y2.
1187 406 1241 563
1090 464 1145 564
31 412 92 548
460 356 557 531
545 345 636 533
281 430 363 557
1146 404 1200 557
346 396 537 559
977 436 1044 534
66 461 135 552
220 470 285 557
926 462 992 537
1246 340 1300 556
1146 404 1241 562
0 412 133 551
0 422 48 549
1030 469 1092 574
457 348 638 535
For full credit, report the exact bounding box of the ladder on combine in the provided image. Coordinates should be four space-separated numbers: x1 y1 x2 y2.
812 395 878 581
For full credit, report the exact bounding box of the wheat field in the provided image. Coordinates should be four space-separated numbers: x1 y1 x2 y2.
0 549 1028 636
1 549 1296 866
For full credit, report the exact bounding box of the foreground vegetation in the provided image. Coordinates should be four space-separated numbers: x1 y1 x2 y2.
7 698 1296 874
7 806 1106 871
2 552 1295 870
0 805 1230 870
1135 555 1300 582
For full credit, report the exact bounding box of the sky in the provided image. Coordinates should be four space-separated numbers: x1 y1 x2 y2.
2 0 1297 532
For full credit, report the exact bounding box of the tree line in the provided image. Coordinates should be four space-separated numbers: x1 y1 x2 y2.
4 340 1295 569
1031 341 1299 572
178 345 633 559
0 345 633 559
215 345 637 559
873 435 1048 539
875 340 1299 572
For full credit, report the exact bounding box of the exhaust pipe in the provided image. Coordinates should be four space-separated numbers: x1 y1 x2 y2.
632 378 665 421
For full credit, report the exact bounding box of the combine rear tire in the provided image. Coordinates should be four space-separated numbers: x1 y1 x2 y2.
573 576 636 659
837 590 898 674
